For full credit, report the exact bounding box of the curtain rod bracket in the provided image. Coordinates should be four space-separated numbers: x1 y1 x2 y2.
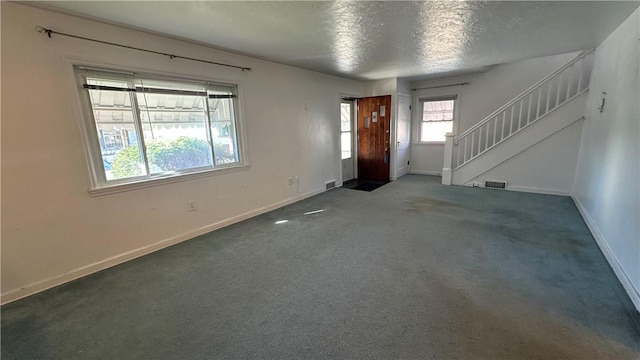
35 25 252 72
35 26 52 38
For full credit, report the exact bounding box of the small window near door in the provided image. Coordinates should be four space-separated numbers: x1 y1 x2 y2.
419 98 455 142
340 102 352 159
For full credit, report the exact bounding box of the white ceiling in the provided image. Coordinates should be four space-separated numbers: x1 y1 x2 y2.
32 1 640 81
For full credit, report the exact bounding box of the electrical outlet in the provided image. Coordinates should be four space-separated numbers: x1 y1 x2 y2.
187 201 196 212
288 177 295 185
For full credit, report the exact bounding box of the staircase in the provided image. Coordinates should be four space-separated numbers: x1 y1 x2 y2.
442 50 594 187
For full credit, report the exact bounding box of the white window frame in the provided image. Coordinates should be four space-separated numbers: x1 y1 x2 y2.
340 99 354 160
73 64 249 195
416 95 458 144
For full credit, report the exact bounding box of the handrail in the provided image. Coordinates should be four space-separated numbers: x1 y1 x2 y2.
454 49 594 142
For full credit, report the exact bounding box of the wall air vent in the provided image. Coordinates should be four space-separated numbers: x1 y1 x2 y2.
325 180 336 190
485 180 507 189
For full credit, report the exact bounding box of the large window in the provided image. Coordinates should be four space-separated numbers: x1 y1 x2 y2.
75 66 244 190
419 98 455 142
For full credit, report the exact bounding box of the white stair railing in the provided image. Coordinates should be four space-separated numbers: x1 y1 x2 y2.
448 50 594 173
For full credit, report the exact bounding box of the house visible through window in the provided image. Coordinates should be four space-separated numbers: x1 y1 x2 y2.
75 66 244 189
420 98 455 142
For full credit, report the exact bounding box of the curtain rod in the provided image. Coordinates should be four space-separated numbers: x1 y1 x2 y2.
412 82 469 91
35 26 252 72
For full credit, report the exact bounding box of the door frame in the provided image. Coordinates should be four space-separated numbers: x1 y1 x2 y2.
356 95 392 182
396 92 412 178
338 93 359 186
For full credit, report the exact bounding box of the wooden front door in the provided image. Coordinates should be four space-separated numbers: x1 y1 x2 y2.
357 95 391 181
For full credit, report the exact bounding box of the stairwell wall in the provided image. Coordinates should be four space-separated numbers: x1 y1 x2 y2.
464 119 584 195
572 8 640 311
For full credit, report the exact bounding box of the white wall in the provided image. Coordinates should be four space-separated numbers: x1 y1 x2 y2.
0 3 364 303
467 120 584 195
364 78 396 98
409 52 579 175
572 8 640 311
396 78 411 95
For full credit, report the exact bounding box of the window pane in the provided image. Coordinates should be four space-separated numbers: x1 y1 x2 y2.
341 132 352 159
137 92 213 173
421 121 453 142
422 100 454 122
209 89 239 165
87 87 144 180
136 78 206 93
80 67 245 189
341 103 351 132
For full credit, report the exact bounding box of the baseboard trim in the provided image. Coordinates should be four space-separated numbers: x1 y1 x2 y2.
505 185 569 196
572 196 640 312
455 183 569 196
1 186 327 305
409 170 442 176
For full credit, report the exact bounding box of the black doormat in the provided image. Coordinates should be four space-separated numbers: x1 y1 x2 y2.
343 179 389 192
353 182 386 192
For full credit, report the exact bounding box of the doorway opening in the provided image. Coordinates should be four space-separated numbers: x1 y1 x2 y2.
341 95 392 191
356 95 391 182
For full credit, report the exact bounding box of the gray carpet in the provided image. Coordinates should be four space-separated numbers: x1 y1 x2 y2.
2 175 639 359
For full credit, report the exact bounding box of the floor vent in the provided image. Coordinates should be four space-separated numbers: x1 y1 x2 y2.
325 180 336 190
485 180 507 189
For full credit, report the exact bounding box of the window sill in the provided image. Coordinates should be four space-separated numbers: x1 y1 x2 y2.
88 164 251 197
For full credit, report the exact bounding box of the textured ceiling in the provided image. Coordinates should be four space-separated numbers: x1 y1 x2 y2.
31 1 640 80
